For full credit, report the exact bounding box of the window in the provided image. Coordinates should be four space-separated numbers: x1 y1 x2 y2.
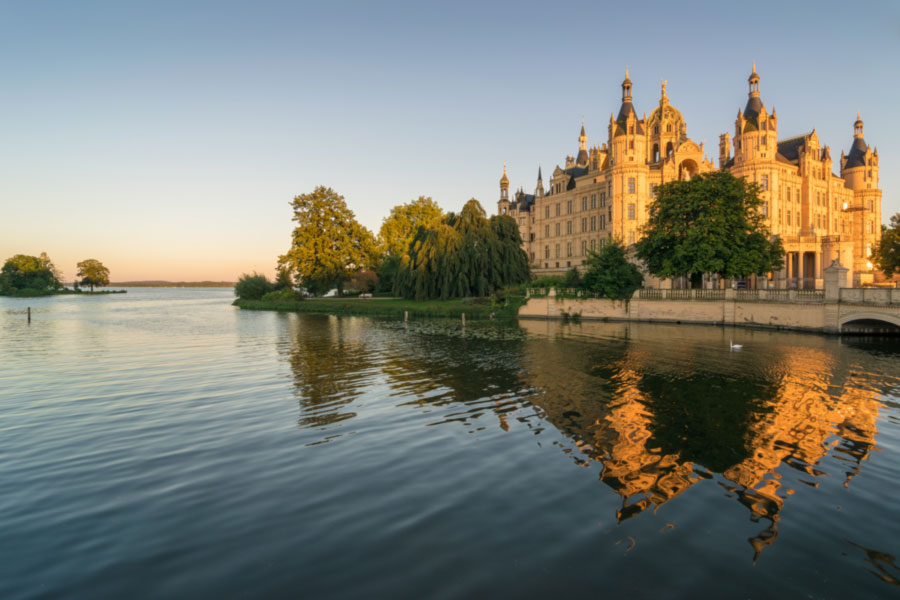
629 140 634 150
600 214 606 229
650 184 657 198
581 217 587 232
786 187 791 202
567 221 572 235
666 124 672 133
787 210 791 225
866 243 872 257
555 223 560 236
581 240 587 255
545 206 550 219
590 194 596 209
607 182 612 197
590 216 597 231
762 201 768 216
760 174 768 191
555 244 560 258
582 197 588 211
567 200 573 214
599 192 606 207
628 231 635 245
628 203 635 220
555 203 561 217
590 239 596 251
628 177 636 194
566 242 572 257
545 246 550 259
544 224 549 237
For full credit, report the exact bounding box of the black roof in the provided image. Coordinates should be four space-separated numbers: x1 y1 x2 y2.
564 166 588 189
776 135 809 163
514 193 535 211
575 148 589 166
844 137 868 169
615 101 644 135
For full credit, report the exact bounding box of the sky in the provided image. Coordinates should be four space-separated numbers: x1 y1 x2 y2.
1 0 898 281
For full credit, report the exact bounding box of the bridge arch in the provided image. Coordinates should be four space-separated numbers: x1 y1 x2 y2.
839 312 900 333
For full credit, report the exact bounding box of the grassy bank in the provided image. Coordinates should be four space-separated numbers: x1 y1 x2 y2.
233 295 526 320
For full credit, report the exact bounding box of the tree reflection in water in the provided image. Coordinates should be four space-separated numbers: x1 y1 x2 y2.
281 314 888 562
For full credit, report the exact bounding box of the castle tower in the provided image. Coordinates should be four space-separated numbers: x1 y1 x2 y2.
733 62 776 165
576 120 589 166
535 166 544 198
497 163 510 215
841 112 882 279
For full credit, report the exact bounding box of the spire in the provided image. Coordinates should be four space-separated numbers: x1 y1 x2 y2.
537 165 542 181
854 111 864 138
579 117 587 150
499 162 509 186
748 61 760 96
622 67 632 101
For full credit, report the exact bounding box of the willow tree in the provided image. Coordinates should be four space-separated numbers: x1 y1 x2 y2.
635 171 784 288
278 186 377 296
395 198 529 300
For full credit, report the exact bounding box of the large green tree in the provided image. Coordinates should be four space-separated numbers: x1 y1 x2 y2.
395 198 530 300
378 196 444 258
76 259 110 292
0 253 62 295
874 213 900 277
635 171 784 288
278 186 377 296
582 240 644 300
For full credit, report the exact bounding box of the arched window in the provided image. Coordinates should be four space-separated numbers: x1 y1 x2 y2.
666 142 674 157
666 124 672 132
652 144 660 162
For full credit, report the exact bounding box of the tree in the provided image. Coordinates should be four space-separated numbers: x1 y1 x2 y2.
76 259 110 292
0 253 62 295
278 186 377 296
394 198 530 300
582 240 644 300
378 196 444 258
235 272 273 300
874 214 900 276
635 171 784 288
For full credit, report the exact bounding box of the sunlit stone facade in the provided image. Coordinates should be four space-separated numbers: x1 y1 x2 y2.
499 66 882 288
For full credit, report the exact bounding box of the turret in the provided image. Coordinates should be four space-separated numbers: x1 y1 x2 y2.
535 166 544 198
498 163 510 215
576 119 589 166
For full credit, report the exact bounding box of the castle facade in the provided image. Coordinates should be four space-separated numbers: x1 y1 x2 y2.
498 66 882 288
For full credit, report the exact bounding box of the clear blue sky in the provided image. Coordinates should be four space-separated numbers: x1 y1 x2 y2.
1 0 897 280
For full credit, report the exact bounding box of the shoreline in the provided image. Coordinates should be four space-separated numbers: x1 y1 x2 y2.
233 296 524 320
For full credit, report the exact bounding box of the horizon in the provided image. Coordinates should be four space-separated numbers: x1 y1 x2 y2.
2 0 897 281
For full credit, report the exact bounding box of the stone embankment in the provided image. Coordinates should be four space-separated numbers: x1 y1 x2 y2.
519 262 900 334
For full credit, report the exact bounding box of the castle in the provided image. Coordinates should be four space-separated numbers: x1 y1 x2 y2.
498 65 882 288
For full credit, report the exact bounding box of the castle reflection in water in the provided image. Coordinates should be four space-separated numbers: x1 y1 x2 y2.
280 315 888 561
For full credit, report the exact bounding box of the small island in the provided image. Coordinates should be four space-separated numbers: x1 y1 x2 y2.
0 253 125 297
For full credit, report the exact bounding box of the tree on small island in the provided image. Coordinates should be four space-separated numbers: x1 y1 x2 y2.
635 171 784 288
874 213 900 277
0 253 63 296
77 259 110 292
278 186 377 296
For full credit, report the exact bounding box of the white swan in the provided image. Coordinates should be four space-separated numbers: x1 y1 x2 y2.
730 340 743 350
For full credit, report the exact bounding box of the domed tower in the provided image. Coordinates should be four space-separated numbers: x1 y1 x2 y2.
841 112 881 277
498 163 510 215
732 62 777 166
608 68 646 166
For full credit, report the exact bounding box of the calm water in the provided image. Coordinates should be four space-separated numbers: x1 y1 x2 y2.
3 289 900 598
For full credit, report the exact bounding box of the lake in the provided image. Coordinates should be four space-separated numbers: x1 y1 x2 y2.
2 288 900 598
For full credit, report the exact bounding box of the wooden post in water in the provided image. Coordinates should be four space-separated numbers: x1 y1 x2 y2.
27 307 31 323
404 311 408 322
461 312 466 327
